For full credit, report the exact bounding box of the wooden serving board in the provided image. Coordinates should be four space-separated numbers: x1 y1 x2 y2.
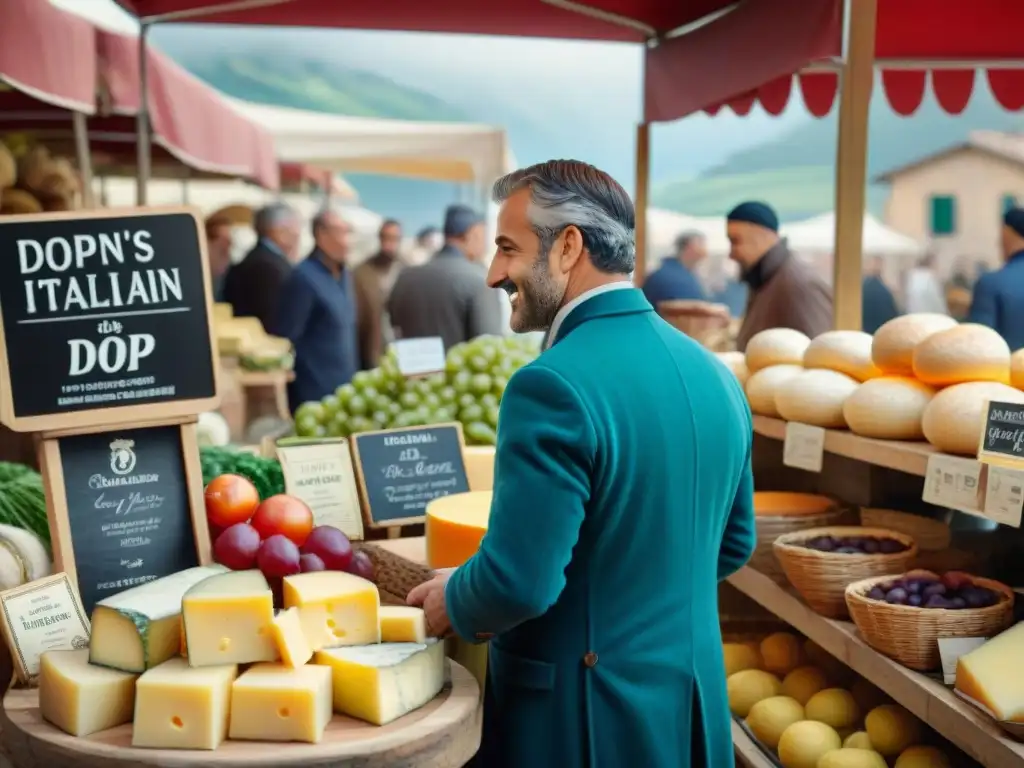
0 662 481 768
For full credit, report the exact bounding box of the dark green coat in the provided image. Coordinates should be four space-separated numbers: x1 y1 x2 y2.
447 287 756 768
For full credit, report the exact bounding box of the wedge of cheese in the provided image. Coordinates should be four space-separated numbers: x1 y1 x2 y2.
132 657 238 749
283 570 380 650
182 569 278 666
271 606 313 667
39 649 137 736
90 565 226 673
379 605 427 643
314 640 445 725
229 663 332 743
955 622 1024 722
426 491 491 568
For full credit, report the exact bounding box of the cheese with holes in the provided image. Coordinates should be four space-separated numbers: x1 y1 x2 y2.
182 569 278 666
744 365 803 418
464 446 495 491
774 369 860 428
744 328 811 373
90 566 226 673
132 657 238 749
271 606 312 667
912 323 1011 387
39 649 137 736
922 381 1024 455
955 622 1024 722
426 491 491 568
871 313 958 375
803 330 881 382
314 640 445 725
379 606 427 643
842 376 935 440
229 663 332 743
283 570 379 650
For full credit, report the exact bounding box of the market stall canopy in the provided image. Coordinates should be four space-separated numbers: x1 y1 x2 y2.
781 212 924 257
229 99 512 185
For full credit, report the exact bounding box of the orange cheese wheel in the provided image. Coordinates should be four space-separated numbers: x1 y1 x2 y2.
425 491 492 569
1012 349 1024 390
912 323 1011 387
753 492 835 517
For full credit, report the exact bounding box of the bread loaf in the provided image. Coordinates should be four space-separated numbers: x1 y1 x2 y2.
774 369 860 428
912 324 1011 387
745 329 810 373
745 365 803 417
804 331 880 382
872 314 958 376
842 377 935 440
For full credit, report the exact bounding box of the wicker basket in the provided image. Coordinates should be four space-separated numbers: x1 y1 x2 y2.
356 542 433 606
773 527 918 618
859 508 951 551
749 492 859 584
845 574 1014 671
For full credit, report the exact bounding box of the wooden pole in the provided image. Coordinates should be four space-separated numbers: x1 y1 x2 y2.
135 23 153 206
831 0 878 330
634 122 650 286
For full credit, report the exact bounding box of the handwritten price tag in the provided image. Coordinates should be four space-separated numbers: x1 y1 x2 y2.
392 337 445 377
783 422 825 473
922 454 984 513
983 464 1024 527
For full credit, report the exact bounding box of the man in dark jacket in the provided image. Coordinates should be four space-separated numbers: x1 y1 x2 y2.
223 202 300 331
861 256 899 333
388 205 504 350
642 230 708 307
968 207 1024 350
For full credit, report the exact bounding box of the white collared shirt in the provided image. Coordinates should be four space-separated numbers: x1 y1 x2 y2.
545 281 634 349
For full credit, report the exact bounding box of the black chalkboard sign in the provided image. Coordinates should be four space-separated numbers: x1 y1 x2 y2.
57 425 200 614
0 208 217 432
350 423 470 528
979 400 1024 463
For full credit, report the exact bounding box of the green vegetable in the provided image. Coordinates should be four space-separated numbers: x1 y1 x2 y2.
0 462 49 548
199 447 284 500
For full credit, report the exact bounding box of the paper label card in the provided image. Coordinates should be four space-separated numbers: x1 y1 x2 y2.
277 439 364 540
923 454 984 513
783 422 825 473
938 637 987 685
983 464 1024 528
392 337 446 377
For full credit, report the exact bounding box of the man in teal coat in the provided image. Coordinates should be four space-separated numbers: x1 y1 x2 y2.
408 160 756 768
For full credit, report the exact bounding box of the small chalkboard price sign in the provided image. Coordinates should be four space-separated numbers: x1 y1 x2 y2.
978 399 1024 465
37 421 212 614
350 423 470 531
0 207 219 433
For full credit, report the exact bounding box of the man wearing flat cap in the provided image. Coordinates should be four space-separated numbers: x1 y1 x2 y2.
388 204 504 350
968 207 1024 350
726 201 833 349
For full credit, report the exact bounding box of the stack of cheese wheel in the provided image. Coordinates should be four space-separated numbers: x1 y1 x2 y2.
743 329 810 418
716 351 749 386
425 491 492 569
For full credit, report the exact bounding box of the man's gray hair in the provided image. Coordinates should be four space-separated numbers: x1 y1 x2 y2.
311 206 345 237
674 230 705 253
253 202 297 237
492 159 635 274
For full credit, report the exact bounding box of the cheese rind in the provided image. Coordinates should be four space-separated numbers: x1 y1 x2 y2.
955 622 1024 722
379 605 427 643
39 649 137 736
132 657 238 749
182 569 278 666
314 640 445 725
283 571 380 650
229 663 332 743
89 566 226 673
271 606 313 667
426 491 491 568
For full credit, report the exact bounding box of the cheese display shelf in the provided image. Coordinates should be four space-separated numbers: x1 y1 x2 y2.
727 566 1024 767
0 660 480 768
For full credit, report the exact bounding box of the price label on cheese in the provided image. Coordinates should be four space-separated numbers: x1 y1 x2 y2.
783 422 825 473
922 454 984 513
983 464 1024 527
937 637 987 685
392 337 445 377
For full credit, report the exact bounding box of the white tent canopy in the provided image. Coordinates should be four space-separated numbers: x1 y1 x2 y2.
645 208 731 264
228 98 513 189
781 212 925 257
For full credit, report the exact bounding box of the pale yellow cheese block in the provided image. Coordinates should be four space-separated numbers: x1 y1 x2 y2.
955 622 1024 722
39 649 137 737
379 605 427 643
229 663 332 743
463 446 495 491
426 491 492 569
182 569 279 666
271 606 313 667
314 640 445 726
132 657 238 750
283 570 380 650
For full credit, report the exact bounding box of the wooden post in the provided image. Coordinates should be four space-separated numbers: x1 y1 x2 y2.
633 122 651 286
831 0 878 330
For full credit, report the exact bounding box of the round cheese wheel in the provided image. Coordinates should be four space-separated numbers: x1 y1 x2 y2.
425 491 492 569
912 323 1011 387
842 376 936 440
716 351 749 385
871 313 958 375
1012 348 1024 390
745 365 803 417
921 381 1024 455
774 369 860 428
745 329 810 373
804 330 881 382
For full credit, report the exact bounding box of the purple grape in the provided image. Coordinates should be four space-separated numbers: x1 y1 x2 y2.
878 539 905 554
950 596 967 609
836 546 862 554
925 594 953 609
905 580 923 595
886 587 909 604
867 586 886 600
922 583 947 598
908 593 923 607
862 538 881 554
959 587 993 609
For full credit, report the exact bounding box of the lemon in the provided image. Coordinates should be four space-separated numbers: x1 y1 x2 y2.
777 720 842 768
806 688 861 731
782 666 829 705
745 695 804 750
865 704 922 756
728 669 782 717
761 631 804 676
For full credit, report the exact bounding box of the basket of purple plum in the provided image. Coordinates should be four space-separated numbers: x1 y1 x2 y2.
845 569 1014 671
772 527 917 618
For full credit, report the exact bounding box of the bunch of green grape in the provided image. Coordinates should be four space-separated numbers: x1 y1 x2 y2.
293 335 540 446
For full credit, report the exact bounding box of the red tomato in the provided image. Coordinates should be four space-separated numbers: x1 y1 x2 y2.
204 474 260 529
250 495 314 546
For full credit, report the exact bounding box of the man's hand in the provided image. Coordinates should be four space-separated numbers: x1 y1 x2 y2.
407 570 453 638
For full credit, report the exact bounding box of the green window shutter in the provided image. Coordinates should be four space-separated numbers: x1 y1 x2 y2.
929 195 956 236
1003 194 1017 213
